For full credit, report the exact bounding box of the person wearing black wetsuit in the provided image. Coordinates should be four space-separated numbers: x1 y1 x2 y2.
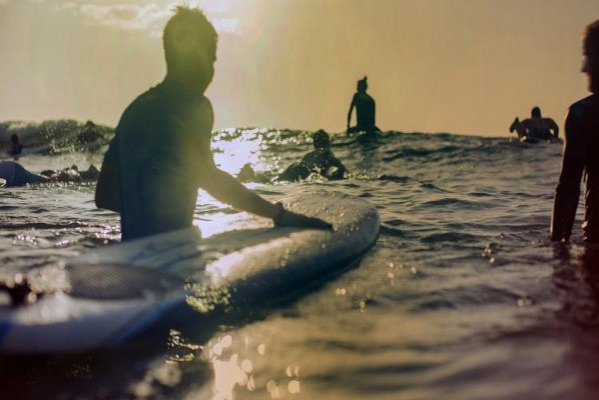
509 107 560 141
95 6 330 241
8 134 23 156
278 130 346 182
347 76 380 134
551 20 599 243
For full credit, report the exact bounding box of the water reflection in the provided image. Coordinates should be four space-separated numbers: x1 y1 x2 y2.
206 333 302 399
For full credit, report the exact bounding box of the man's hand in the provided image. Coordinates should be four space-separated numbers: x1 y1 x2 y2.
273 203 333 230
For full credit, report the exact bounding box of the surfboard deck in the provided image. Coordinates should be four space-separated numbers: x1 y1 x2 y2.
0 191 379 354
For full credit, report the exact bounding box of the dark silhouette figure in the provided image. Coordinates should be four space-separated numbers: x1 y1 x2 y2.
8 134 23 156
347 76 380 134
509 106 560 142
278 130 347 182
0 161 99 187
0 161 46 186
551 20 599 243
76 121 103 144
95 6 330 241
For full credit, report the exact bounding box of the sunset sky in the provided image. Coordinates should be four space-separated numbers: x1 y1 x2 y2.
0 0 596 136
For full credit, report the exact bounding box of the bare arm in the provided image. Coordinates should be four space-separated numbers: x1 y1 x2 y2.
550 110 585 241
192 100 331 229
347 96 356 130
546 118 560 138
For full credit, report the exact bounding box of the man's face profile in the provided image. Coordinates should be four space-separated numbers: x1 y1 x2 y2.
583 37 598 93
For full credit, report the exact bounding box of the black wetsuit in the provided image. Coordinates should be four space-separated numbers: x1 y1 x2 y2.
349 92 379 133
551 94 599 242
103 79 210 240
278 149 346 182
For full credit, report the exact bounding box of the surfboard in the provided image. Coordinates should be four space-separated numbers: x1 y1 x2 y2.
0 191 379 354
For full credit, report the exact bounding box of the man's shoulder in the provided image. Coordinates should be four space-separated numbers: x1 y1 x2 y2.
569 95 596 119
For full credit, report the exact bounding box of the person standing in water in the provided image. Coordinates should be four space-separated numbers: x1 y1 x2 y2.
509 106 560 141
551 20 599 243
347 76 380 134
8 134 23 156
95 6 330 241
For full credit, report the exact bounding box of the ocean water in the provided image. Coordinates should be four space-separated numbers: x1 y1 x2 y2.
1 123 597 400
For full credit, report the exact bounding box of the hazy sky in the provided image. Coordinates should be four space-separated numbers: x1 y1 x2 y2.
0 0 596 136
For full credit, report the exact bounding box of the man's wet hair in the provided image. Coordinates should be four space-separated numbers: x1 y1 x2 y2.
313 129 330 149
163 6 218 70
357 76 368 92
531 106 541 118
585 20 599 59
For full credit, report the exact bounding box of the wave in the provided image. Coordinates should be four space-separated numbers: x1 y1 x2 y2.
0 119 113 156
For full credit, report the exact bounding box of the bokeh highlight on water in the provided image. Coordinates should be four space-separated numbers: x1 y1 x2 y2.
1 122 597 400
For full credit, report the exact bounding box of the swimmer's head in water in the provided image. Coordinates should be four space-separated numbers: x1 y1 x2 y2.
163 6 218 93
357 76 368 93
583 20 599 93
313 130 330 149
531 106 541 118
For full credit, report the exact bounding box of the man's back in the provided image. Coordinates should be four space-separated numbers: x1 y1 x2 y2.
354 92 376 128
107 80 208 240
552 94 599 242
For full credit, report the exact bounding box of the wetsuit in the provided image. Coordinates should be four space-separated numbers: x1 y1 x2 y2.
0 161 46 187
278 149 346 181
348 92 380 133
551 94 599 243
103 79 211 240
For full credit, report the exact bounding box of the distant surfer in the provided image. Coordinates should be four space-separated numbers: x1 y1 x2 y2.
76 121 103 144
551 20 599 243
509 107 560 142
0 161 99 187
95 6 331 241
8 134 23 156
278 130 347 182
0 161 46 187
347 76 381 135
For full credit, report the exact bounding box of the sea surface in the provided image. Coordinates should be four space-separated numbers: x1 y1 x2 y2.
1 122 597 400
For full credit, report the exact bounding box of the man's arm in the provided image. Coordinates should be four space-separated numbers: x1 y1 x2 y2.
326 156 346 180
191 100 331 229
550 109 585 241
347 96 355 130
546 118 560 138
95 144 120 212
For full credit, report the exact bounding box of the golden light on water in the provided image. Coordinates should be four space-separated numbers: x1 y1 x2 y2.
206 333 303 399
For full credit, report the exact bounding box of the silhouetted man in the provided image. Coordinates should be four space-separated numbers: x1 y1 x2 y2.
95 6 330 241
347 76 380 134
8 134 23 156
509 106 559 141
551 20 599 243
278 130 346 182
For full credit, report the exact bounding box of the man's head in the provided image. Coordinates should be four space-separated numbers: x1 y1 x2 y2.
357 76 368 93
313 129 330 149
163 6 218 93
582 20 599 93
531 106 541 118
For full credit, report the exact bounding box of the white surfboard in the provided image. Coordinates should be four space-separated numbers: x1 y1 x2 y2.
0 191 379 354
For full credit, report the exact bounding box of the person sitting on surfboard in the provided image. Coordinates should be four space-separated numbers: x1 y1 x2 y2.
551 20 599 243
509 106 560 142
347 76 381 135
95 6 331 241
278 130 347 182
